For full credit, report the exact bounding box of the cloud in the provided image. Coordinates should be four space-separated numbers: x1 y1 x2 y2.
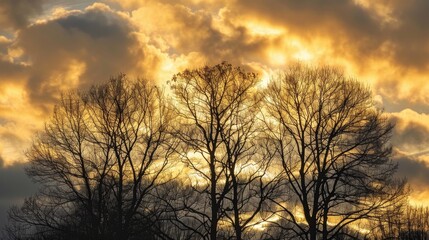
0 36 35 164
395 155 429 187
389 109 429 154
221 0 429 105
0 159 35 201
0 37 28 82
0 3 167 164
393 122 429 151
0 158 37 229
393 153 429 206
113 0 429 106
228 0 429 69
229 0 383 63
129 0 271 67
107 0 227 12
70 0 429 108
0 0 45 30
388 109 429 204
388 0 429 69
15 3 153 107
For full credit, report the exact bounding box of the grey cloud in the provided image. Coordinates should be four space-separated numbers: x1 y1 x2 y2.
0 37 28 83
389 0 429 69
389 115 429 152
0 0 45 30
384 99 429 114
0 158 38 230
0 38 9 55
56 11 127 39
395 154 429 189
115 0 228 12
0 37 28 81
16 4 152 109
0 130 27 149
0 60 27 80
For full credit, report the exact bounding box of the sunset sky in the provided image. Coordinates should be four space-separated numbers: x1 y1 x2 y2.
1 0 429 226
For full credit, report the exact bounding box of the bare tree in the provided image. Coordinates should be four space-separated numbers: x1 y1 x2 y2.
368 200 406 239
6 75 174 240
263 65 406 240
400 205 429 239
169 62 279 240
370 203 429 240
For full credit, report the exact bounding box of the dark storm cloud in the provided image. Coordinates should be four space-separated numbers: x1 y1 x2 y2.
0 0 45 30
0 158 37 229
16 3 152 108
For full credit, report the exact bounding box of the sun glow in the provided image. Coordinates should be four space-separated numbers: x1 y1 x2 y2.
293 49 313 61
245 21 284 36
251 214 281 231
0 85 26 107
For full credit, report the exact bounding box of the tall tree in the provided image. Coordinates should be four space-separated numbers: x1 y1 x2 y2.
7 75 174 240
169 62 278 240
264 65 406 240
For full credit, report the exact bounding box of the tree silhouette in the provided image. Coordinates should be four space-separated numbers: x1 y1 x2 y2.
168 62 279 240
6 75 174 240
263 64 406 240
370 204 429 240
3 63 412 240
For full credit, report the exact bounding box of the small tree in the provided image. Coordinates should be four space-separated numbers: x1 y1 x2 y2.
6 75 174 240
169 62 278 240
371 204 429 240
264 65 406 240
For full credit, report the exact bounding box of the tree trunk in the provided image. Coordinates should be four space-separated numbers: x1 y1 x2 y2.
309 218 318 240
210 155 218 240
232 175 242 240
